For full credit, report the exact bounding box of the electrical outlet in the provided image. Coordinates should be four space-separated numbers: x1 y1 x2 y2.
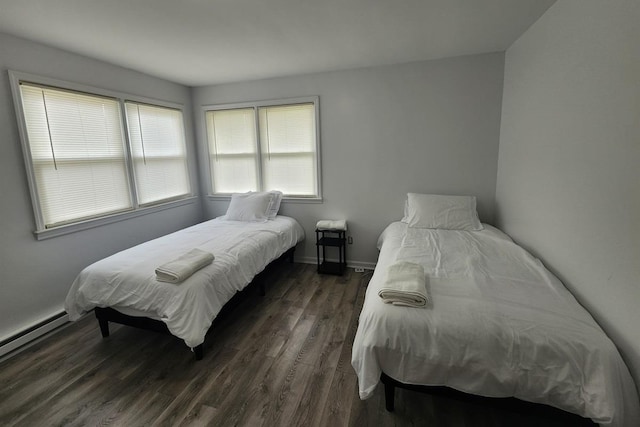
355 267 365 273
347 236 353 244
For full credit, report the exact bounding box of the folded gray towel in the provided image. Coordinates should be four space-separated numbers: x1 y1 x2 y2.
155 249 214 284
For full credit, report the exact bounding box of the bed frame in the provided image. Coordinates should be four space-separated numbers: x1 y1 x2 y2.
380 372 596 425
94 247 295 360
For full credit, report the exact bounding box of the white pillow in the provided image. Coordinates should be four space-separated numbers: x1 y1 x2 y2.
403 193 483 231
267 191 283 220
402 199 409 222
225 192 272 222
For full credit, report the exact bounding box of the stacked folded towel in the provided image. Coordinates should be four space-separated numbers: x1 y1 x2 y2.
378 261 429 307
316 219 347 231
155 248 215 284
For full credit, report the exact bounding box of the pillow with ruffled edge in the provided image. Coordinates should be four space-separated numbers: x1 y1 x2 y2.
403 193 483 231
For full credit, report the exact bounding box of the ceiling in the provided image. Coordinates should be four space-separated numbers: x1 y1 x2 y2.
0 0 556 87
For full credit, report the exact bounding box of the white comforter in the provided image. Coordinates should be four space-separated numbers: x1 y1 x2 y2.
352 222 639 426
65 216 304 348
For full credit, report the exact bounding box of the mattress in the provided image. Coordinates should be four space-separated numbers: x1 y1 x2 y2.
65 216 304 348
351 222 639 426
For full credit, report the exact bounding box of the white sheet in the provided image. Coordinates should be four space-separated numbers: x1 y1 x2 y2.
351 222 639 426
65 216 304 348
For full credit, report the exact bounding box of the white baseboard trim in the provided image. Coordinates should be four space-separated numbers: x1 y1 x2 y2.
295 256 376 271
0 312 70 361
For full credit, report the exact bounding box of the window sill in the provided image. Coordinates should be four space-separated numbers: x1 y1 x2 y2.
206 194 323 204
34 196 199 240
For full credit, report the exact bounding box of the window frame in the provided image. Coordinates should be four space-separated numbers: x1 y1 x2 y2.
203 96 322 203
9 70 196 240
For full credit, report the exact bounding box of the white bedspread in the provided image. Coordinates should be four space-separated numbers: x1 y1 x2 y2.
65 216 304 348
351 222 639 426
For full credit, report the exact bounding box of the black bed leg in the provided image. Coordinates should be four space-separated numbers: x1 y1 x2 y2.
385 381 396 412
194 345 203 361
97 318 110 337
287 248 295 263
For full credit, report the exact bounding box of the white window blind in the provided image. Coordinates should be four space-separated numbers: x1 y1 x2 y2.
125 102 190 205
20 83 132 228
259 103 317 197
205 108 259 193
205 98 320 198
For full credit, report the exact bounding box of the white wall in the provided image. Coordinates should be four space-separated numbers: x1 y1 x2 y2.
496 0 640 387
0 33 202 344
192 53 505 266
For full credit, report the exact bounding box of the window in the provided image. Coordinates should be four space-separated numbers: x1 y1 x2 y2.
10 72 192 237
19 84 132 228
125 102 190 205
205 97 321 199
206 108 258 193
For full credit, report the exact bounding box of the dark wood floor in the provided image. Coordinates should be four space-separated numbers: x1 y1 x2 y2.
0 262 594 426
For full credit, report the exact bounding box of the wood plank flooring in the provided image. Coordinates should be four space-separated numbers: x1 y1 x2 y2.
0 262 594 426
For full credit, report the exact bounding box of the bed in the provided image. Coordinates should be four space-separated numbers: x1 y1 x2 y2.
351 194 640 426
65 191 305 359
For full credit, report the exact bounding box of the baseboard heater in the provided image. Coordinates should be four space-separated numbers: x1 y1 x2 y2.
0 311 69 359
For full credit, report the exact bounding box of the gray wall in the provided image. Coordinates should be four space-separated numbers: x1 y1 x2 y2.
192 53 505 266
496 0 640 386
0 33 202 343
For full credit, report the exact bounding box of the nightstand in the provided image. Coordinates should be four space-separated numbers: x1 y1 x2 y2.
316 227 347 275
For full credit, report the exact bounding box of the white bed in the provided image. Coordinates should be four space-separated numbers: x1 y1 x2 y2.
65 215 304 350
351 220 640 426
